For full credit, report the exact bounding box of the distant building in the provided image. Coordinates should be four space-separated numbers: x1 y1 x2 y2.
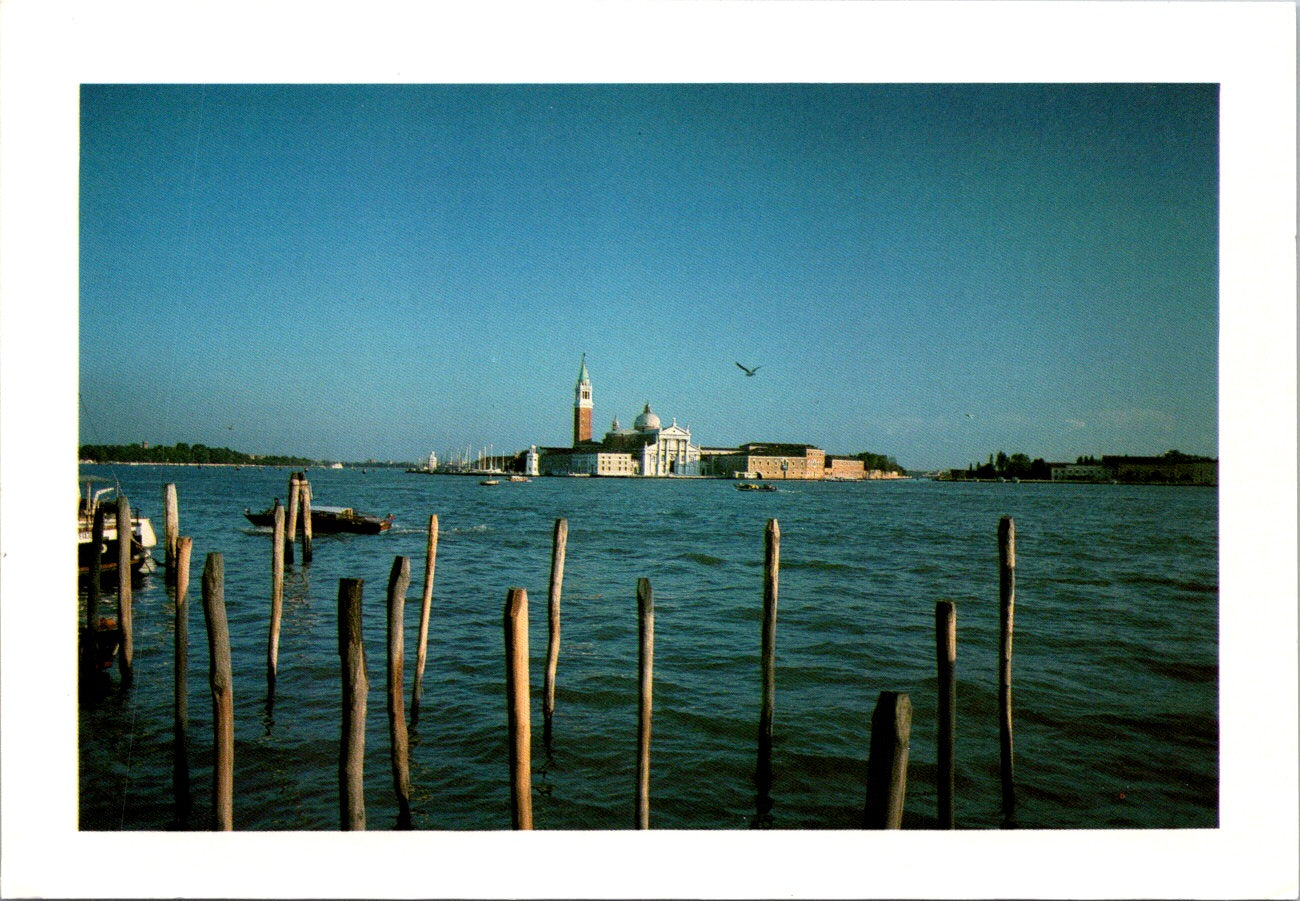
1043 455 1216 485
539 358 701 476
708 442 823 479
707 442 844 480
707 444 899 481
1051 462 1109 482
826 456 868 480
1103 454 1217 486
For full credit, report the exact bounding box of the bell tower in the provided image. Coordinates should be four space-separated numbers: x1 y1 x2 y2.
573 353 593 445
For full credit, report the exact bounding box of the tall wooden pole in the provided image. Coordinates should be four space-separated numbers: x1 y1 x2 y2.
173 536 193 821
338 578 367 830
285 473 300 565
504 588 533 829
386 556 412 828
202 553 234 831
998 515 1016 822
863 691 911 829
87 505 104 629
116 495 134 684
267 500 285 699
757 519 780 792
543 518 567 743
163 482 179 584
636 577 654 829
299 475 313 563
410 514 438 727
935 599 957 829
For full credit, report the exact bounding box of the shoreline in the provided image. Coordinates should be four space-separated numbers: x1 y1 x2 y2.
78 462 1213 486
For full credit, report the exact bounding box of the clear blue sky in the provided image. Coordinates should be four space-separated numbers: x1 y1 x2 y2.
79 83 1217 470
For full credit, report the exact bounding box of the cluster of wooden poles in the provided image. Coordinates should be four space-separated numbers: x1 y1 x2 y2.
863 514 1017 828
88 472 1021 831
82 494 142 686
494 515 1019 831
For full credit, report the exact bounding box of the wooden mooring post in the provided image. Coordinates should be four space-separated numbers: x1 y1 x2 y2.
267 500 285 699
503 587 532 829
935 599 956 829
87 505 104 629
636 577 654 830
285 473 301 565
163 482 179 584
299 474 313 563
543 518 567 744
202 552 234 831
338 578 367 830
863 691 911 829
757 519 780 794
410 514 438 727
116 495 134 685
173 536 193 821
386 556 413 829
998 515 1016 822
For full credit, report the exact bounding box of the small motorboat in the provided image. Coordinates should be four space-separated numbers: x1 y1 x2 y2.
78 479 157 579
508 475 531 483
736 483 778 492
479 479 500 486
244 504 394 534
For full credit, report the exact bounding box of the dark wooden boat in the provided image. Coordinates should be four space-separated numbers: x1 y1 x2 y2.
80 618 121 671
244 504 394 534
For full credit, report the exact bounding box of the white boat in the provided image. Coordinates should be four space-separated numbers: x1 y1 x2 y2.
78 479 157 578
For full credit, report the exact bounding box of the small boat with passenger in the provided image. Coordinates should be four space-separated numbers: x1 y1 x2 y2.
243 504 394 534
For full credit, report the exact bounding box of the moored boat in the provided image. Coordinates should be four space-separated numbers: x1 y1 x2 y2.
78 479 157 578
243 504 394 534
80 617 121 671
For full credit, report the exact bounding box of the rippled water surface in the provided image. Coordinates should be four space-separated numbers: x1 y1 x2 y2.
78 466 1217 830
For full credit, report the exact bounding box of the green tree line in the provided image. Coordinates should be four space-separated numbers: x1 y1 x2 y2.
79 442 318 467
962 451 1051 480
852 451 905 474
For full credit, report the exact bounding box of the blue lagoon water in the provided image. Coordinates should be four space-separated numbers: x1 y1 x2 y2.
77 466 1217 830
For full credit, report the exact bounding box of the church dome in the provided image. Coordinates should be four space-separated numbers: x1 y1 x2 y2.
634 403 661 432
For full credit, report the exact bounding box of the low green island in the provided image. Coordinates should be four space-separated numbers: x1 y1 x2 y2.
78 442 319 468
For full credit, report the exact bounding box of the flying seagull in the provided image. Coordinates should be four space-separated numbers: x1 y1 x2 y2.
736 362 762 377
